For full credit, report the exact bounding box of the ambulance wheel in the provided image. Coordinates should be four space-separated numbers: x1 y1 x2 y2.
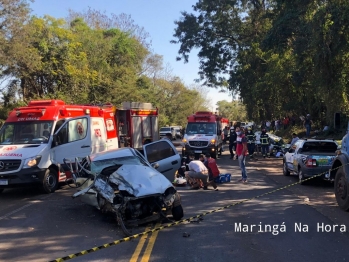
42 168 58 193
0 188 3 194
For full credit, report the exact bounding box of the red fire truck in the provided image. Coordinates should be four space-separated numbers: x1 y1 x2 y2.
0 100 158 194
182 111 224 159
117 102 159 150
221 118 229 129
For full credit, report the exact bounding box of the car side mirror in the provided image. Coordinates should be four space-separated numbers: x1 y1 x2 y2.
151 162 159 169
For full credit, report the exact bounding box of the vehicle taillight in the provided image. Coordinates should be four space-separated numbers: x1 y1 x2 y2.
306 159 317 167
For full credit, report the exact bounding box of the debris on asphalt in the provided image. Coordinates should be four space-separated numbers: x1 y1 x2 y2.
183 232 190 237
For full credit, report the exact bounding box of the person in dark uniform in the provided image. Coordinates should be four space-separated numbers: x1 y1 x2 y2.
229 126 237 159
246 127 256 159
260 129 270 158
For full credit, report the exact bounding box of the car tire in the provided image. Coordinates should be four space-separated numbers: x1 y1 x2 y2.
42 168 58 193
334 168 349 211
283 161 290 176
0 188 4 194
172 205 184 221
298 169 307 185
172 192 184 221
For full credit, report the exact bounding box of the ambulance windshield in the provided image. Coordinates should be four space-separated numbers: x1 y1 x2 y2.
186 123 216 135
0 121 54 145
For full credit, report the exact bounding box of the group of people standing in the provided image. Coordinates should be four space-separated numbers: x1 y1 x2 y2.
261 117 296 132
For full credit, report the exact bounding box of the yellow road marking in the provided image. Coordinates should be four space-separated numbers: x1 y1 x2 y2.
141 223 161 262
130 225 152 262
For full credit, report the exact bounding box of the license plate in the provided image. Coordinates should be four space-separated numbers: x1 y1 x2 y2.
0 179 8 185
318 158 328 165
194 150 202 153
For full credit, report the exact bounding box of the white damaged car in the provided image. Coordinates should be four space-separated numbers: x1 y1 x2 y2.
65 139 183 236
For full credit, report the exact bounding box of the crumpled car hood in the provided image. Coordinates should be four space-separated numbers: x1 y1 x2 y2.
108 164 174 197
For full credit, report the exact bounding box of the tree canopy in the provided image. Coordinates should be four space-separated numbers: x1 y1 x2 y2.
0 2 210 128
172 0 349 125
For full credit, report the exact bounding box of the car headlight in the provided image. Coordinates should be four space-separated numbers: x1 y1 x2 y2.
210 139 216 144
23 156 42 169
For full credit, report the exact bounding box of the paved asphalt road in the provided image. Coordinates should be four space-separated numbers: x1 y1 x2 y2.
0 144 349 262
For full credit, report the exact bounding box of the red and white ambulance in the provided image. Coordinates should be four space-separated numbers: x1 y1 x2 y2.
182 111 224 159
0 100 158 193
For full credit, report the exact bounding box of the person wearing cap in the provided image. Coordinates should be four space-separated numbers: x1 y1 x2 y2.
229 126 237 159
246 127 256 159
303 114 313 137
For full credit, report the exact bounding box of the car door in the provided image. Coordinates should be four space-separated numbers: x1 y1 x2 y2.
52 116 92 170
291 141 303 172
143 139 180 181
285 141 301 172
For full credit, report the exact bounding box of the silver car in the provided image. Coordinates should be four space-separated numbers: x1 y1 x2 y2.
68 139 183 235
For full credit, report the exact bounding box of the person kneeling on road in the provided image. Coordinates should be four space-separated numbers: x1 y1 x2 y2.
200 153 219 191
185 154 209 190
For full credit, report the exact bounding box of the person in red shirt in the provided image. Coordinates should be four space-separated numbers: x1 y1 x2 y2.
235 126 248 183
200 153 219 191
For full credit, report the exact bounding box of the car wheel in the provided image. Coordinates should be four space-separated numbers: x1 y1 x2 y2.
0 188 4 194
334 168 349 211
42 168 58 193
172 192 184 221
283 161 290 176
298 169 307 185
116 212 133 237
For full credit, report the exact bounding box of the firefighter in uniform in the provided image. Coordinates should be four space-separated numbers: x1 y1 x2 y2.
246 127 256 159
260 129 270 158
229 126 237 159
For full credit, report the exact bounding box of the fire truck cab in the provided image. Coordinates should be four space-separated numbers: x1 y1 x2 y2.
0 100 118 194
182 111 224 159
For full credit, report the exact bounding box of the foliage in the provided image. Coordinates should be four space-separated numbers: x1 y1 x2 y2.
0 1 211 129
172 0 349 127
216 100 247 121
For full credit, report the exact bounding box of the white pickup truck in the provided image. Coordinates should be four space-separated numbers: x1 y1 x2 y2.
283 139 338 184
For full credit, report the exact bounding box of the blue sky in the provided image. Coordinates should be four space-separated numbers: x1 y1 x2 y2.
29 0 231 109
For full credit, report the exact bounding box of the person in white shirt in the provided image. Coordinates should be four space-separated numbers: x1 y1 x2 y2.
290 133 299 147
184 154 209 189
